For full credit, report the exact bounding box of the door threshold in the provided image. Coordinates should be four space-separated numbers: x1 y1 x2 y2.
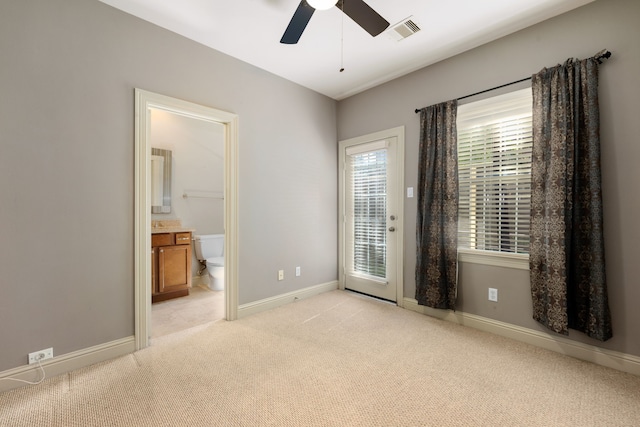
344 288 396 305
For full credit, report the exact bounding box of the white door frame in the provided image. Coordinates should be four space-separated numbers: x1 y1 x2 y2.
338 126 405 306
134 89 239 350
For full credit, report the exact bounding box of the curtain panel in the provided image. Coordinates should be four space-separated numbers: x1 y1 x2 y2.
530 57 612 341
415 100 459 310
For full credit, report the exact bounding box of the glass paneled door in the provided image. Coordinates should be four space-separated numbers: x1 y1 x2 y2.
342 137 399 302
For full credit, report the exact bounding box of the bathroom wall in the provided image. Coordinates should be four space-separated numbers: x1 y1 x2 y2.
0 0 337 373
337 0 640 357
150 108 225 236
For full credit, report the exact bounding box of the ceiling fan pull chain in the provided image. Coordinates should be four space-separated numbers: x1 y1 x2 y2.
340 0 345 72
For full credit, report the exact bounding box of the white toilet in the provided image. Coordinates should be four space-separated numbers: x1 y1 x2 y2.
193 234 224 291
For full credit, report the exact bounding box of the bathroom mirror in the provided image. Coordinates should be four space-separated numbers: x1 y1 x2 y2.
151 148 172 213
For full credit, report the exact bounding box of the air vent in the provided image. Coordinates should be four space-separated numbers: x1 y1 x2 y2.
387 17 421 42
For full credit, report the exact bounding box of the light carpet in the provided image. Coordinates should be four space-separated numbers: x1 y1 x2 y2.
1 290 639 426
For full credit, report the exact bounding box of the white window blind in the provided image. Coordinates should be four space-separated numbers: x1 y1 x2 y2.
457 88 532 254
346 146 387 279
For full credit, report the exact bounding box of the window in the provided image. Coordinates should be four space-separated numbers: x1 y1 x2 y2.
347 144 388 278
457 88 532 255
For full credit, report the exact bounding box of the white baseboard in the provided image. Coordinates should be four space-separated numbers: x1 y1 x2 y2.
238 281 339 319
403 298 640 377
0 336 136 393
191 274 208 288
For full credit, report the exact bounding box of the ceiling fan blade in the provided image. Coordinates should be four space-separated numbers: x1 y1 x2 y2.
337 0 389 37
280 1 315 44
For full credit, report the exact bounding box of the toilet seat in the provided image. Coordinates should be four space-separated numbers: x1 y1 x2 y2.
206 257 224 267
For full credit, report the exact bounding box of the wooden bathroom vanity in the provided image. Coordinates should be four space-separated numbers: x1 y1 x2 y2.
151 230 192 303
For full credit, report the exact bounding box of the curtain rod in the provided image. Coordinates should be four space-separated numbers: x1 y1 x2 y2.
414 50 612 114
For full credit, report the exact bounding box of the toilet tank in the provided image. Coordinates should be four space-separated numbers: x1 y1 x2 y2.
193 234 224 261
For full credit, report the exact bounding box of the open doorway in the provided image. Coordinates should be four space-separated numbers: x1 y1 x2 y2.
134 89 239 350
148 108 225 338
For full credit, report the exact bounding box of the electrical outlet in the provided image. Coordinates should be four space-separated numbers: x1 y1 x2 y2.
488 288 498 302
28 347 53 365
278 270 284 281
295 266 301 277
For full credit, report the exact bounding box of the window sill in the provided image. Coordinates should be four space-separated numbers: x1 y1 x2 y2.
458 249 529 270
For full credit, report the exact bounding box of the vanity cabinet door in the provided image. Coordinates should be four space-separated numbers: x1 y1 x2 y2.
157 244 192 294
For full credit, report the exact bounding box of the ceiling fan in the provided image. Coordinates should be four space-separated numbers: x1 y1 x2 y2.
280 0 390 45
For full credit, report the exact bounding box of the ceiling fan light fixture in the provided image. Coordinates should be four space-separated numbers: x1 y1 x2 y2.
281 0 389 45
307 0 338 11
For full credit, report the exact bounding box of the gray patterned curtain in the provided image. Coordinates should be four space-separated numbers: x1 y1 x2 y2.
415 100 458 310
530 56 612 341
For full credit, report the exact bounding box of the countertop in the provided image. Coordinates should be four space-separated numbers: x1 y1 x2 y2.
151 227 196 234
151 219 194 234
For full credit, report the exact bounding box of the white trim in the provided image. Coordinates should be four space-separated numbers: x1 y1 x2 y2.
458 249 529 270
403 298 640 376
238 281 339 319
224 113 240 322
345 139 388 155
395 128 405 308
0 337 136 393
338 126 405 306
134 89 239 351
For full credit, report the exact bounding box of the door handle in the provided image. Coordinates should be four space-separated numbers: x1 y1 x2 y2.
389 226 396 232
390 215 396 221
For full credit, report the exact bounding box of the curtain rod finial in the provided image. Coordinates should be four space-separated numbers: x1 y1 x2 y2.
595 49 612 63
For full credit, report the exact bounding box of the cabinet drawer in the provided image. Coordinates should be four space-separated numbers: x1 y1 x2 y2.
152 233 172 247
175 232 191 245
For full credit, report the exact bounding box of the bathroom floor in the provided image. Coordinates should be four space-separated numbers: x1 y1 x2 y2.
151 285 224 339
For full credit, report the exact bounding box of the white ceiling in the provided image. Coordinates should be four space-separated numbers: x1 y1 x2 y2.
98 0 594 100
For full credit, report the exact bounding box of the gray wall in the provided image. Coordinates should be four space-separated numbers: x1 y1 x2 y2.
0 0 337 371
337 0 640 357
